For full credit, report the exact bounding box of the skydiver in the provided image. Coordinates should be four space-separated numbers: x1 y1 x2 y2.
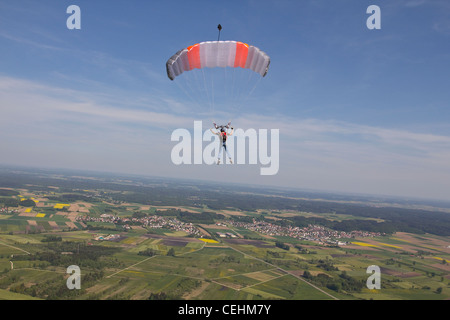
211 122 234 165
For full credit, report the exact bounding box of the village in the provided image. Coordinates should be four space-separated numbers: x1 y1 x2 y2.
227 219 384 246
76 213 202 237
76 210 383 246
0 207 18 214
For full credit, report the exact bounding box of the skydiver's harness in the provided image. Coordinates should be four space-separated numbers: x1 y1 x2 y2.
213 122 231 147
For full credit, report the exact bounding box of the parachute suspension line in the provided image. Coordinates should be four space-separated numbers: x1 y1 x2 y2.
236 68 244 110
201 68 213 117
183 71 199 103
174 78 198 109
230 67 237 112
230 72 263 125
188 71 206 109
237 69 256 106
224 66 228 108
227 67 240 125
247 75 263 98
225 66 232 125
191 68 207 109
174 70 205 111
230 68 251 119
210 66 215 118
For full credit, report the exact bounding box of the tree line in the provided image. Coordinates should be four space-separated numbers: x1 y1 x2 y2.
1 169 450 236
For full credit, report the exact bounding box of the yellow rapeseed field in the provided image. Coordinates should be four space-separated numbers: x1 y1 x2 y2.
433 257 448 262
54 203 70 209
35 213 46 218
378 242 402 249
351 241 379 248
199 238 219 244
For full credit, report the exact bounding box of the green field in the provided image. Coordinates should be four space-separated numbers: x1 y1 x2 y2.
0 184 449 300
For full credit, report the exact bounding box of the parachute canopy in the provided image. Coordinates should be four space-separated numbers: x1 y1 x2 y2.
166 41 270 81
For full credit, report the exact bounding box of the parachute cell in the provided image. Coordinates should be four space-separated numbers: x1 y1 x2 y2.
166 41 270 80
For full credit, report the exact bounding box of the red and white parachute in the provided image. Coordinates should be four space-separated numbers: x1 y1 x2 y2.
166 40 270 120
166 41 270 81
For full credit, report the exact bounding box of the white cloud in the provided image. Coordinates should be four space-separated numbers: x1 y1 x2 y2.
1 76 450 200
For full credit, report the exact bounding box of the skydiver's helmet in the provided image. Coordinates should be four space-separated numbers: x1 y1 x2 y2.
220 127 225 132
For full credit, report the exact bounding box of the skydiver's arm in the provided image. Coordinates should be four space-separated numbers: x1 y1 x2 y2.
228 127 234 136
210 128 219 135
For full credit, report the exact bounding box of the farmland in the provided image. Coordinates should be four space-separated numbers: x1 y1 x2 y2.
0 167 449 300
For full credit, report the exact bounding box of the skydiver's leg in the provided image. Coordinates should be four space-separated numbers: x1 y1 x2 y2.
224 144 233 164
217 145 223 164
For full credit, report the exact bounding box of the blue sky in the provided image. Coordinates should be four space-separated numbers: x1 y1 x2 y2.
1 0 450 200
